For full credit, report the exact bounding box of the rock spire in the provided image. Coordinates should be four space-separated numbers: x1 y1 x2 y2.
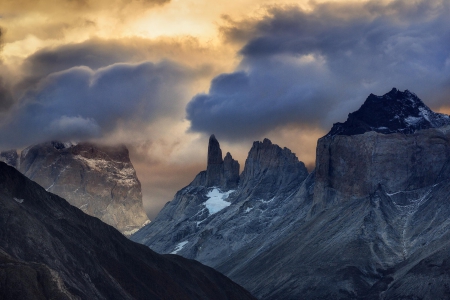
193 134 240 189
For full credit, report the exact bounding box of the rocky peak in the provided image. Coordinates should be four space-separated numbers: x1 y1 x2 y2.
17 141 149 236
315 89 450 210
240 138 308 197
207 134 223 165
327 88 450 136
206 134 224 187
192 135 240 189
223 152 240 189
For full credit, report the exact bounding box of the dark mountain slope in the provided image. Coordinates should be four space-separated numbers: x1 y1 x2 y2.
0 162 255 300
328 88 450 136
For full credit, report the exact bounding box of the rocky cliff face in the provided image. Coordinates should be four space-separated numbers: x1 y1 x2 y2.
133 88 450 299
132 135 309 278
0 150 18 168
190 135 240 189
10 141 149 236
0 162 256 300
314 126 450 210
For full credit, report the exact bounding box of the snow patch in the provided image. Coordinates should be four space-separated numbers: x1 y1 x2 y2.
63 141 78 148
170 241 188 254
259 197 275 204
405 116 422 125
13 197 24 204
244 207 253 213
204 188 234 215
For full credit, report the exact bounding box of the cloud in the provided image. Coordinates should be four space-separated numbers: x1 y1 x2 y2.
0 60 196 150
0 0 170 48
187 0 450 141
14 37 225 99
0 77 14 112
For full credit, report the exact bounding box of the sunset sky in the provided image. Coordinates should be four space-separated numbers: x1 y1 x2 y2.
1 0 450 218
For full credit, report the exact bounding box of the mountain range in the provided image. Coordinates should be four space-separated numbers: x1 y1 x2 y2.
132 88 450 299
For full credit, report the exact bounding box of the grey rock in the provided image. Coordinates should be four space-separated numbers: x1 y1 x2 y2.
0 162 256 300
0 150 18 168
314 126 450 211
240 138 308 199
223 152 240 189
206 134 224 187
194 134 240 189
134 90 450 299
132 136 309 283
18 141 149 236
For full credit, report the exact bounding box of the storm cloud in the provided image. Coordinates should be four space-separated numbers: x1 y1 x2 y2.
0 60 195 150
187 0 450 140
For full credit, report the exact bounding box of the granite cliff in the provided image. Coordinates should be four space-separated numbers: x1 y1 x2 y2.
133 89 450 299
1 142 149 236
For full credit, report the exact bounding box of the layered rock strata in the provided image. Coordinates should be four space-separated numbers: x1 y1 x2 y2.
7 141 149 236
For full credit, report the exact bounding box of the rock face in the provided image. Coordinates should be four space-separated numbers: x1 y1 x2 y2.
203 134 240 188
0 150 18 168
0 162 256 300
17 141 149 236
314 127 450 210
133 89 450 299
132 135 309 279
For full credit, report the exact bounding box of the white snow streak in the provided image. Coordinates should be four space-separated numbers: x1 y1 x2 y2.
170 241 188 254
13 197 24 204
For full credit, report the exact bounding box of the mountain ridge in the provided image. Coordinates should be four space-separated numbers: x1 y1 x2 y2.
132 88 450 299
0 161 256 300
327 88 450 136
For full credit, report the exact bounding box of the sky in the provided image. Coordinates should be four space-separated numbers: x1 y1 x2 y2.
1 0 450 219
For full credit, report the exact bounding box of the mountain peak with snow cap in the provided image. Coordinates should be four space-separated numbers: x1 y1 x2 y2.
327 88 450 136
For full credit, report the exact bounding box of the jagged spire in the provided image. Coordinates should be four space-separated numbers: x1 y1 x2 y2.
207 134 223 166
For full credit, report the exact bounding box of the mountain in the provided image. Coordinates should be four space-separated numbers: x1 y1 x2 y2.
131 134 310 286
327 88 450 136
133 88 450 299
1 141 149 236
0 161 256 300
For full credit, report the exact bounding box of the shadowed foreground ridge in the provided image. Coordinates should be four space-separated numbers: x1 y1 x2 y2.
0 162 255 300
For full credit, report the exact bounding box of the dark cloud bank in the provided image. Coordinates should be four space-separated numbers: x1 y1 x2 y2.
187 0 450 141
0 60 194 150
